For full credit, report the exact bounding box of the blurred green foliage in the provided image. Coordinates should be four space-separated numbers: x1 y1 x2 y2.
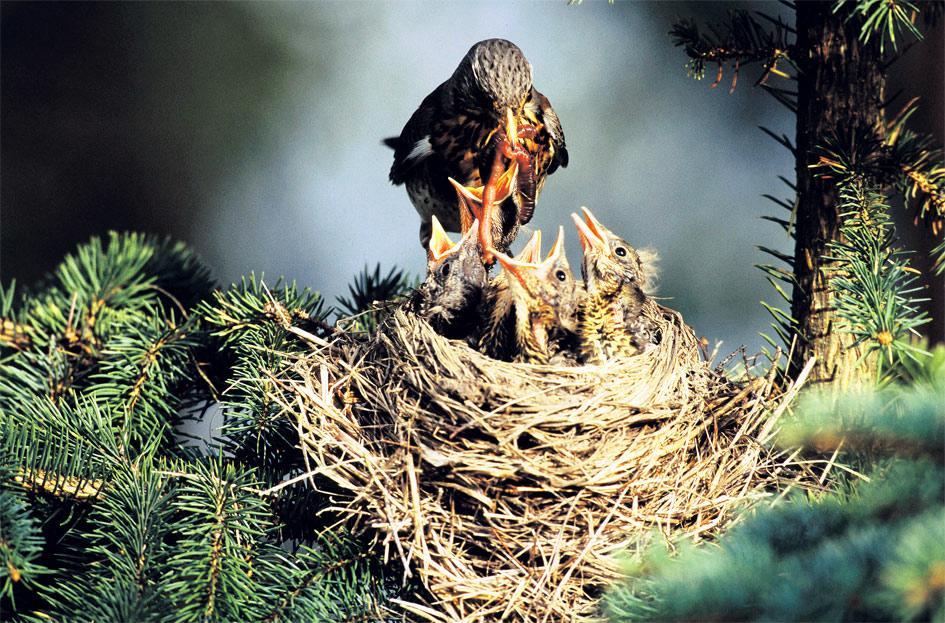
604 347 945 622
0 233 400 621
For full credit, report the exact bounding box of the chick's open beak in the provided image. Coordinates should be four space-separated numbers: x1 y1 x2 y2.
546 226 566 263
491 248 536 290
516 230 542 263
492 161 518 203
428 215 458 262
449 177 483 234
580 206 613 240
449 168 517 235
571 210 608 255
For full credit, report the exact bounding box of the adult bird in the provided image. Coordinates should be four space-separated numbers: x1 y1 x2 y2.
386 38 568 262
413 215 489 341
571 208 659 363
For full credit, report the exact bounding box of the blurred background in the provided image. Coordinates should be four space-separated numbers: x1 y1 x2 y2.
2 1 942 354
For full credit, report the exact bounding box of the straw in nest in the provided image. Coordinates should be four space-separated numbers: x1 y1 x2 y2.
276 300 819 622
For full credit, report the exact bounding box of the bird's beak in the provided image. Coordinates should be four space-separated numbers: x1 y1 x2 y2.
580 206 613 239
516 230 542 263
492 160 518 204
428 215 458 262
460 218 480 247
571 208 608 255
449 177 484 204
546 226 566 263
533 231 563 282
491 248 534 290
449 177 484 233
449 170 516 224
505 107 519 147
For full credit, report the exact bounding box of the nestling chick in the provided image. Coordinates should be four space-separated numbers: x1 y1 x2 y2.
413 215 488 340
480 242 569 364
541 227 584 364
476 230 543 361
572 207 659 363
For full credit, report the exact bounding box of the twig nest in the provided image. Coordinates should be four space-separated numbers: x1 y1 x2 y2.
282 301 815 622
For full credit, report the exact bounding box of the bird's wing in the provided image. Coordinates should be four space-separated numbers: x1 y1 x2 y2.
620 286 648 329
388 81 449 185
532 88 568 172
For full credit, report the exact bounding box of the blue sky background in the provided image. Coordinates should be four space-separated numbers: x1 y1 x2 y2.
12 1 931 354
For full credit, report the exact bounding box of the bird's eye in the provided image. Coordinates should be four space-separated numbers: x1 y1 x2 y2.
615 247 628 258
440 262 451 276
555 270 567 282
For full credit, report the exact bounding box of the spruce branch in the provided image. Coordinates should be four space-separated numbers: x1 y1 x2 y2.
0 282 32 352
0 484 49 607
670 10 795 92
198 274 328 350
337 264 415 333
811 158 930 372
883 101 945 234
257 534 395 622
934 239 945 275
813 106 945 263
196 274 330 476
834 0 928 54
162 459 273 623
604 374 945 622
89 310 200 447
781 378 945 459
0 234 403 620
38 465 177 622
1 232 214 431
2 396 163 502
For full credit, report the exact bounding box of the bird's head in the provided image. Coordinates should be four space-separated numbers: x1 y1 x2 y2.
424 216 488 322
571 207 646 296
542 226 582 333
491 245 561 332
454 39 533 115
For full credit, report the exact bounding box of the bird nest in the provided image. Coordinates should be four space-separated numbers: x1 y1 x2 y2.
276 301 818 622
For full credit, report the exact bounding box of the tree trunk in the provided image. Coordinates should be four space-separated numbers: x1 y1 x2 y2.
790 2 884 386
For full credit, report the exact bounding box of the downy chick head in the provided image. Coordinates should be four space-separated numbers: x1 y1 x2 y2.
571 206 647 297
423 216 488 328
453 39 533 115
490 246 563 359
543 226 582 334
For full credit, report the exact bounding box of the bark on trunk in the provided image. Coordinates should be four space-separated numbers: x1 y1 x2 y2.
790 1 884 386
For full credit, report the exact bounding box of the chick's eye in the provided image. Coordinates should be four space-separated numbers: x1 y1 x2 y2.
440 262 450 276
615 247 627 258
555 270 567 282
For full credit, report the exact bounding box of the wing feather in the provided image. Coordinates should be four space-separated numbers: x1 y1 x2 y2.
388 80 449 184
532 88 568 171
